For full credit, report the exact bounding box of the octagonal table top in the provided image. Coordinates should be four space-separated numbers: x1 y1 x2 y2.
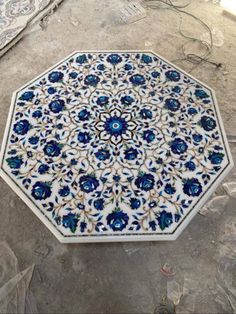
0 51 233 242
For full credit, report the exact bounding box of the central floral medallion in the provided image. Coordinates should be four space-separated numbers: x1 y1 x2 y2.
95 108 136 144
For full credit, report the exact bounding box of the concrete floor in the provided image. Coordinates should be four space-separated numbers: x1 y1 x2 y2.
0 0 236 313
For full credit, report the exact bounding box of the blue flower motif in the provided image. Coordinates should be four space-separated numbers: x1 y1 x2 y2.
20 91 34 101
78 109 90 121
47 87 56 94
130 198 141 209
62 213 78 233
13 119 31 135
97 64 105 71
200 116 216 131
188 107 197 115
143 130 155 143
49 99 65 113
79 175 99 193
107 54 122 64
135 173 155 191
124 147 138 160
69 72 78 79
43 140 62 157
97 96 109 106
6 156 23 169
48 87 57 95
151 71 160 78
29 136 39 145
164 184 176 195
121 95 134 106
77 131 91 144
80 221 87 232
195 89 209 99
38 164 49 174
140 109 153 119
165 70 180 81
157 210 173 230
32 110 42 118
84 74 100 87
129 74 146 85
59 186 70 197
208 151 224 165
141 54 152 64
185 161 196 171
104 117 127 137
124 64 132 71
170 138 188 155
149 220 157 231
165 98 181 111
94 198 104 210
172 86 181 93
106 209 129 231
183 178 202 197
192 133 203 143
48 71 64 83
76 54 87 64
31 181 52 200
95 148 111 161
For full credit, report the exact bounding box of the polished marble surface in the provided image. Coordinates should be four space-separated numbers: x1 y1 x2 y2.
0 51 233 242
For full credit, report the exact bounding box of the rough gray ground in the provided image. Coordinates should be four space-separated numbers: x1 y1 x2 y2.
0 0 236 313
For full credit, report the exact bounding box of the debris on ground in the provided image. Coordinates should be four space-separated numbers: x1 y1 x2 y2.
160 263 175 277
167 280 183 306
0 242 36 314
199 195 229 215
223 181 236 198
118 0 146 24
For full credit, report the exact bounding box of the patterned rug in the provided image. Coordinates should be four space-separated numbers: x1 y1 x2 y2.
0 0 62 56
0 51 233 242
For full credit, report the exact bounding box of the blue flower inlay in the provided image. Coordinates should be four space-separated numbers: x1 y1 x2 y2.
13 119 31 135
130 74 145 85
79 175 99 193
165 70 180 81
107 209 129 231
31 181 52 200
170 138 188 155
200 116 216 131
107 54 122 64
49 99 65 113
84 74 100 87
48 71 64 83
6 156 23 169
183 178 202 197
124 147 138 160
20 91 34 101
135 173 155 191
43 140 62 157
157 210 173 230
